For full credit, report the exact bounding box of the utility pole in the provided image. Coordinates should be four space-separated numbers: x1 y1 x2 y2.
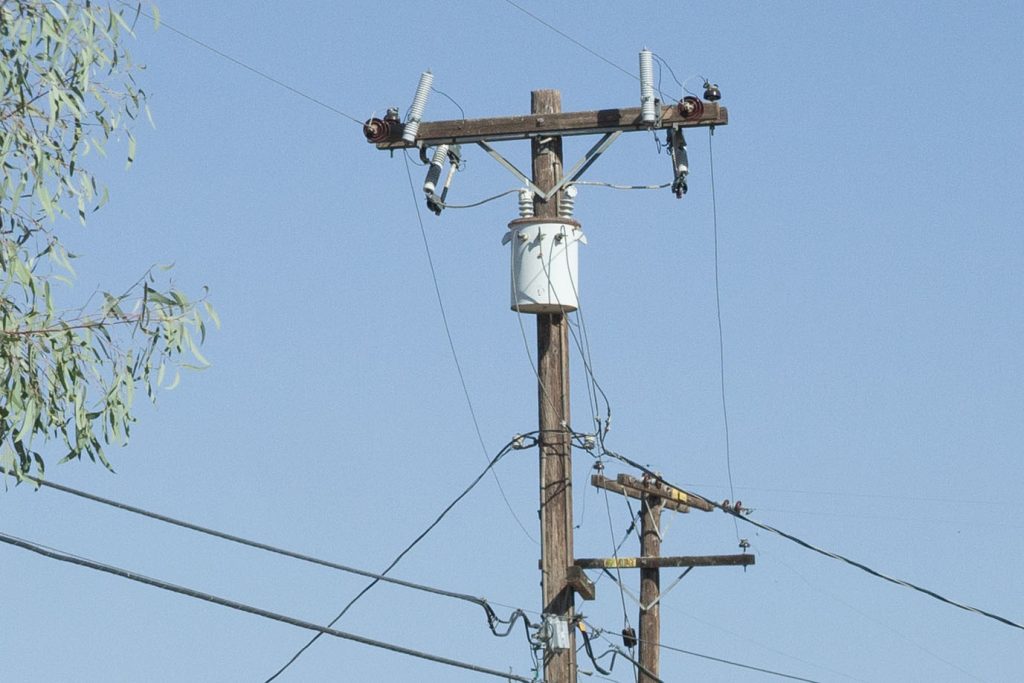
639 487 663 682
364 61 732 683
531 89 577 683
585 474 754 681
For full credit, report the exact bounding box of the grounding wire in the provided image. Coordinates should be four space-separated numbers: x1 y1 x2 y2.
708 128 741 541
264 434 537 681
402 150 537 546
0 531 533 682
11 470 535 634
595 447 1024 632
119 2 364 126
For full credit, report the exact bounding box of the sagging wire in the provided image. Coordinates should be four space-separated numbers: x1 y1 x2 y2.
581 620 664 683
11 467 542 644
263 432 540 681
572 180 671 191
0 531 536 682
431 85 466 121
590 446 1024 633
402 150 539 546
708 127 741 544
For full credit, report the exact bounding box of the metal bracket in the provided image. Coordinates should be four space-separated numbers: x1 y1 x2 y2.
476 130 622 202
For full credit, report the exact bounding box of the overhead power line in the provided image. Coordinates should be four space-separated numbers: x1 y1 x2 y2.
593 446 1024 632
501 0 635 83
0 531 533 682
120 2 364 125
15 471 530 631
265 433 539 681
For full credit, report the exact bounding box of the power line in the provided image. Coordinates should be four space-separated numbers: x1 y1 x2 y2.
708 128 740 541
501 0 636 83
121 2 364 125
655 639 822 682
0 531 533 682
15 471 531 628
593 446 1024 632
402 151 538 546
264 432 538 681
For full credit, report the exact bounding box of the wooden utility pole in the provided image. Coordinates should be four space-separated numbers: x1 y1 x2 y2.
532 89 577 683
365 76 732 683
587 474 754 681
639 490 664 682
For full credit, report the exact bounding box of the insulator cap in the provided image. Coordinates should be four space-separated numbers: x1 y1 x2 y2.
363 118 391 143
677 96 705 120
703 81 722 101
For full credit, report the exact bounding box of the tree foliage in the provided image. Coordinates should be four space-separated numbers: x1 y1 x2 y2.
0 1 212 479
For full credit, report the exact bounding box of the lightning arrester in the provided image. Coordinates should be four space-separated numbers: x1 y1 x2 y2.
402 70 434 143
639 49 656 124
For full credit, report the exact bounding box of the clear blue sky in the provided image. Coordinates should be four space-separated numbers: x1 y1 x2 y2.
2 1 1022 680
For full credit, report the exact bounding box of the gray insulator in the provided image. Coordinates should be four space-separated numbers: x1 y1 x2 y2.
518 188 535 218
639 49 656 124
423 144 449 194
558 185 578 218
402 71 434 143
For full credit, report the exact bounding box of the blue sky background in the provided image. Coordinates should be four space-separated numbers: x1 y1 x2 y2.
2 1 1022 680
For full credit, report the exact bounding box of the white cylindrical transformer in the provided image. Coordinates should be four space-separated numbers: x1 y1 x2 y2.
502 217 587 313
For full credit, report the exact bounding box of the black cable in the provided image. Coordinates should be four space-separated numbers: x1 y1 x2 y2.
119 2 364 126
0 531 532 682
596 448 1024 632
402 151 538 545
264 433 537 681
652 636 821 682
501 0 636 83
14 471 529 628
708 128 741 542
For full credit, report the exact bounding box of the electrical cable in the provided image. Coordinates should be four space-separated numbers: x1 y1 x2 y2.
0 531 533 682
708 128 741 542
264 433 538 681
402 151 538 546
572 180 672 191
12 470 535 635
119 2 364 126
584 623 663 682
594 448 1024 632
654 639 822 682
501 0 636 83
435 188 521 209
